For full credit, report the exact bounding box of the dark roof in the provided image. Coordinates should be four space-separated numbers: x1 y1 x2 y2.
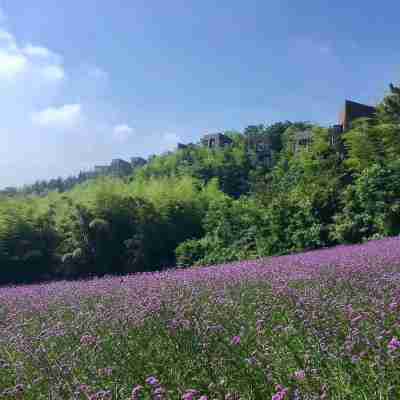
340 100 376 130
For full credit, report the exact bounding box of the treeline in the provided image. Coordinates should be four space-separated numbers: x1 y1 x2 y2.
0 158 146 197
1 83 400 285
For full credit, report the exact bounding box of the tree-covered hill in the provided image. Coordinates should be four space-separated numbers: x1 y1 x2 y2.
1 82 400 285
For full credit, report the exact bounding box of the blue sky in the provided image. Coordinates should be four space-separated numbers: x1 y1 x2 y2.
1 0 399 188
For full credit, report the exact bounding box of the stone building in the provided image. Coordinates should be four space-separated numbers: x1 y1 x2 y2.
201 133 233 149
94 158 137 177
292 100 376 155
94 165 109 174
292 129 314 153
246 132 275 167
109 159 132 176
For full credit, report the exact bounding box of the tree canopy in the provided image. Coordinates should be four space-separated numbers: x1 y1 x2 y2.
2 82 400 284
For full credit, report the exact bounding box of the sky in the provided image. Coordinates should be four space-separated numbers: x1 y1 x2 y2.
0 0 399 188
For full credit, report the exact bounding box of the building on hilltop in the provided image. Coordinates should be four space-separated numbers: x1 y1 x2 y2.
245 130 276 167
130 157 147 168
292 100 376 155
201 133 233 149
109 159 133 176
94 165 109 174
95 158 143 177
292 129 314 153
339 100 376 131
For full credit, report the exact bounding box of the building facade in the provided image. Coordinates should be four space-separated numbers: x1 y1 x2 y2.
246 132 275 167
292 100 376 155
201 133 233 149
339 100 376 131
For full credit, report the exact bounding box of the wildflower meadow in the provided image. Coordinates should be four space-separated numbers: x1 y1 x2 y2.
2 237 400 399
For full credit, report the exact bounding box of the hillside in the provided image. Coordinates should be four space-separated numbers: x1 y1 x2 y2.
1 237 400 398
0 82 400 285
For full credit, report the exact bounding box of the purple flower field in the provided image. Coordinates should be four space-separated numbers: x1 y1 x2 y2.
1 237 400 399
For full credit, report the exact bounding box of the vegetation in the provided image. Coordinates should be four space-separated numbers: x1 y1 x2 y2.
1 82 400 284
1 237 400 399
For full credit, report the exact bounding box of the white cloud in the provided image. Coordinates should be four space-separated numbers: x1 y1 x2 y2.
22 44 63 65
40 65 65 81
113 124 134 141
0 50 28 80
0 28 64 83
0 22 129 188
32 104 82 128
23 44 52 58
0 29 16 49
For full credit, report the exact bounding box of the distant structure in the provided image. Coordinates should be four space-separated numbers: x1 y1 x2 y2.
94 157 147 178
339 100 377 131
130 157 147 169
109 159 132 176
292 129 313 153
94 165 109 174
245 130 275 167
292 99 376 155
174 99 377 164
177 142 195 150
201 133 233 149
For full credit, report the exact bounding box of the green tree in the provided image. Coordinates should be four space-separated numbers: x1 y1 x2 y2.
0 199 59 284
331 162 400 243
377 83 400 124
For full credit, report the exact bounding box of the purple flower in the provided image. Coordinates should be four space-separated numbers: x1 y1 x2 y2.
388 337 400 351
80 334 98 346
182 389 199 400
231 335 241 345
245 356 257 366
272 386 288 400
146 376 159 386
131 385 143 400
293 369 306 381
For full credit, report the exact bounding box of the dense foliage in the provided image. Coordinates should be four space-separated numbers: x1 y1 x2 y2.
1 82 400 284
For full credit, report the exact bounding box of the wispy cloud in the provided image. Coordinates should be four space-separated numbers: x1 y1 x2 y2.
113 124 134 142
31 104 82 128
0 28 65 83
22 44 62 62
0 29 65 82
0 16 120 187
